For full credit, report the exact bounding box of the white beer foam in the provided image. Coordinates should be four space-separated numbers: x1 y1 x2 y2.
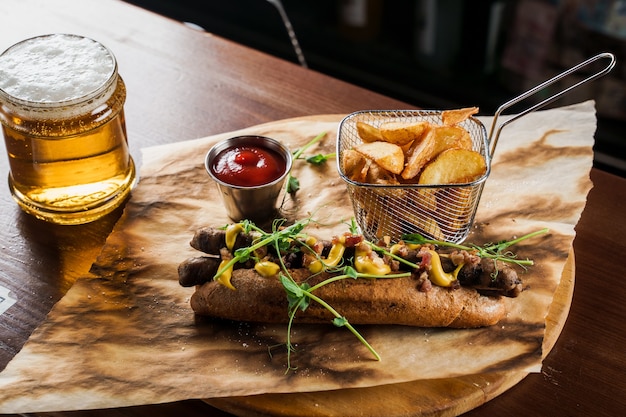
0 34 115 103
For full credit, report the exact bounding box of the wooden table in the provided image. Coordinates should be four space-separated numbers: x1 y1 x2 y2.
0 1 624 416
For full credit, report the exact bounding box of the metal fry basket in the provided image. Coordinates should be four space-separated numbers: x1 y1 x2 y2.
337 110 489 243
336 53 616 243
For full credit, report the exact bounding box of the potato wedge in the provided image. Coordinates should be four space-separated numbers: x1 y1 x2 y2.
437 187 474 234
355 141 404 175
341 148 369 182
373 211 401 240
418 149 486 185
430 125 473 157
365 161 400 185
441 107 479 126
379 121 428 145
356 121 383 143
408 188 438 213
401 126 436 180
401 211 445 241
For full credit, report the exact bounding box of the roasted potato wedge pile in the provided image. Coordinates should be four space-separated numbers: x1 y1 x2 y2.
343 107 484 186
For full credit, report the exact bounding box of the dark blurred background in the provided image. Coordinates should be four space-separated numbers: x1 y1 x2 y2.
124 0 626 177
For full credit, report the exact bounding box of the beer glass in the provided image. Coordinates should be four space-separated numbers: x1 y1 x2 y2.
0 34 136 225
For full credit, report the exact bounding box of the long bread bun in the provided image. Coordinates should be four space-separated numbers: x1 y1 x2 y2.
190 268 506 328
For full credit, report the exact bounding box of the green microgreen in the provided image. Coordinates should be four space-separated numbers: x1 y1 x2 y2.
345 217 359 235
215 215 410 372
279 264 411 372
402 228 550 273
305 152 336 165
368 242 420 270
286 175 300 194
286 131 332 194
213 217 311 282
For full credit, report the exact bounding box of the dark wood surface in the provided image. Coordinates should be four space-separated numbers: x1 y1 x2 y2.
0 1 624 416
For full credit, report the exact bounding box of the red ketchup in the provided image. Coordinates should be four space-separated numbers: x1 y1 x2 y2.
211 145 286 187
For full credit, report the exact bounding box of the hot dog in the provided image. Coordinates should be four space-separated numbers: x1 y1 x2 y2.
189 267 507 328
179 223 527 328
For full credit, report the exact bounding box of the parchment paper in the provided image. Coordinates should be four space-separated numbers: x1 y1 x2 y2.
0 101 596 413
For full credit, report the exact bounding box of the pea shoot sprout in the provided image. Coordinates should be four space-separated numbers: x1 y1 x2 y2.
286 131 335 193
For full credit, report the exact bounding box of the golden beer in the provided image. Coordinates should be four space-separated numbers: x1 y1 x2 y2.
0 34 135 224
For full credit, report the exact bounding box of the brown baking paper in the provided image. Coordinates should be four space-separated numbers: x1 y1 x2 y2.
0 102 596 412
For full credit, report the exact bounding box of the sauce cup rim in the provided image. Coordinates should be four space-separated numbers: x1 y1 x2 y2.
205 135 293 189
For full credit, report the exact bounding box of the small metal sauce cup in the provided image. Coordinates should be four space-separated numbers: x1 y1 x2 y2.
205 135 292 223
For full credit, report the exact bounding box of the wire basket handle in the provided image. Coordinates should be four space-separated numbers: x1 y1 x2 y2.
488 52 616 157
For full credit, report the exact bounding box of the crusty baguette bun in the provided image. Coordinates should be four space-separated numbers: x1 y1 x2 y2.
190 268 506 328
